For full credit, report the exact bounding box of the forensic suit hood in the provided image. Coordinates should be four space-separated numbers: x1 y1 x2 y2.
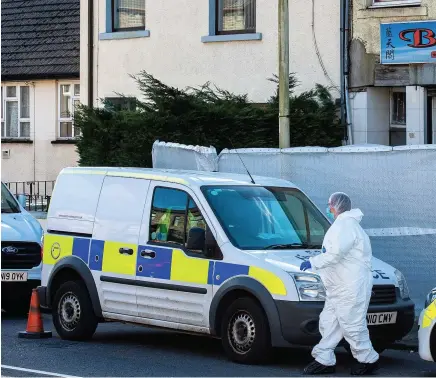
308 208 379 366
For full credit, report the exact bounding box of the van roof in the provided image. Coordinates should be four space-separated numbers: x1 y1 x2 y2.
61 167 298 188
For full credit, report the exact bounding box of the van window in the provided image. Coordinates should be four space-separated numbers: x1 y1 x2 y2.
187 198 207 237
149 187 207 253
201 185 330 250
150 187 188 245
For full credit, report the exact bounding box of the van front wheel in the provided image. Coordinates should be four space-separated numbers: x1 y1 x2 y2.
221 297 272 364
52 281 98 341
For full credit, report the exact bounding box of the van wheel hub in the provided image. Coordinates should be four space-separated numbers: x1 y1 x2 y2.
59 292 81 331
228 311 256 354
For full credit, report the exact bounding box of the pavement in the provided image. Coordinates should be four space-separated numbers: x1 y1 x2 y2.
1 313 435 377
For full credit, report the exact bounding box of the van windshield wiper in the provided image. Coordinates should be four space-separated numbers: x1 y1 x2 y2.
263 243 321 250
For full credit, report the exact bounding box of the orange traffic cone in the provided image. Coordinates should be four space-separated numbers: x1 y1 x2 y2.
18 289 52 339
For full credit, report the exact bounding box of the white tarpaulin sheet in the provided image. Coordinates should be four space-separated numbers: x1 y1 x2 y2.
153 141 436 311
152 140 218 172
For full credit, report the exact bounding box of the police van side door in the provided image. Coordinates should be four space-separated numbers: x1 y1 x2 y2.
136 181 220 329
91 175 150 317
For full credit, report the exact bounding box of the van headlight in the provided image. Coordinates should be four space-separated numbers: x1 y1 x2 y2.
424 288 436 308
290 273 326 301
394 269 410 300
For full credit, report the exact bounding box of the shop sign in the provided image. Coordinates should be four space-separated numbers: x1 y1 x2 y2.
380 21 436 64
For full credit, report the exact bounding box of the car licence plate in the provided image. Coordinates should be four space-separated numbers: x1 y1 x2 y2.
367 312 397 325
1 271 28 282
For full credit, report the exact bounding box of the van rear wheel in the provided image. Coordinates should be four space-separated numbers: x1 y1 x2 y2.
52 281 98 341
221 297 272 364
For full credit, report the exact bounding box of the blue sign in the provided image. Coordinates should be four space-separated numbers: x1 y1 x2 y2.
380 21 436 64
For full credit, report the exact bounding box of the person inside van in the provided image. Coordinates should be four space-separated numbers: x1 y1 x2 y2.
300 192 379 376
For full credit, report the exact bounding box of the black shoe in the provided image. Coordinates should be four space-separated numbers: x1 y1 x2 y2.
351 361 380 376
304 360 336 375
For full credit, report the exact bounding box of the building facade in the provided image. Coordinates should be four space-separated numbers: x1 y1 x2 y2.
349 0 436 146
80 0 341 107
1 0 80 183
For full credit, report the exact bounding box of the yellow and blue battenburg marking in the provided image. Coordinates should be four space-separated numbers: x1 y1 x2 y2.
422 300 436 328
43 234 287 296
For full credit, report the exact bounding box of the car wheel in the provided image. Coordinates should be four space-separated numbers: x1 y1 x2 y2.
430 327 436 361
1 296 30 316
221 297 272 364
1 283 34 316
52 281 98 341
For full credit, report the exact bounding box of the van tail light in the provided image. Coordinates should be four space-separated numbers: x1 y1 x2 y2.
41 235 44 260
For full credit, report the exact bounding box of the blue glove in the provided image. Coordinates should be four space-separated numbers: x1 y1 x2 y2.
300 261 312 271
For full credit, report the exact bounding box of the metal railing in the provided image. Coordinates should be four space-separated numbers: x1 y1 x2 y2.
5 181 55 212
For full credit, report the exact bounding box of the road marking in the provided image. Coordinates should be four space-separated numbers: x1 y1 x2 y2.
1 365 81 378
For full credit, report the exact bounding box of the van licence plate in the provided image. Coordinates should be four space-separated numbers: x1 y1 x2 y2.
1 271 28 282
367 312 397 325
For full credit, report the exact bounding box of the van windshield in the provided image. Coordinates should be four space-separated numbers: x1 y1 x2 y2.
201 185 330 250
1 183 20 214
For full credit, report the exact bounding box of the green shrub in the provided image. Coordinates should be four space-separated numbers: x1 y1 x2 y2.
75 72 343 167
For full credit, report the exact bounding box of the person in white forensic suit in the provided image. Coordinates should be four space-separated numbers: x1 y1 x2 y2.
300 192 379 376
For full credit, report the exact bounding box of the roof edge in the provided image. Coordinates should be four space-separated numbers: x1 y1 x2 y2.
1 72 80 81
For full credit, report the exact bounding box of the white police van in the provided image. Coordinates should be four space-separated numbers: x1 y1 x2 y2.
1 182 43 312
38 167 414 363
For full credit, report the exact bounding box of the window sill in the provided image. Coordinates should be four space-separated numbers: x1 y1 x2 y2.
1 138 33 144
369 2 421 9
201 33 262 43
51 139 77 145
359 4 426 18
99 30 150 40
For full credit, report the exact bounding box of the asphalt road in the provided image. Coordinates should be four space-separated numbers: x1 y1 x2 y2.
1 314 435 377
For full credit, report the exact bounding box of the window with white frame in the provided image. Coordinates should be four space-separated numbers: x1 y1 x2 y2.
58 83 80 138
112 0 145 31
391 90 406 126
372 0 420 7
1 85 31 139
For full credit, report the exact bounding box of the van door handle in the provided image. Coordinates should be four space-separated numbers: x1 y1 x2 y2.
140 250 156 259
119 248 134 255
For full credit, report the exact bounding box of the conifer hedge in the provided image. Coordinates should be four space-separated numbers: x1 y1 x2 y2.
75 72 343 167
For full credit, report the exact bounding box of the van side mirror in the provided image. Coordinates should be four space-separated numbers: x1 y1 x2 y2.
205 227 219 258
17 194 27 208
186 227 206 251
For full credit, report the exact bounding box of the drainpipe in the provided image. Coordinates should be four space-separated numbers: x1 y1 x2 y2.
340 0 353 145
340 0 346 141
88 0 94 107
344 0 353 144
33 82 36 181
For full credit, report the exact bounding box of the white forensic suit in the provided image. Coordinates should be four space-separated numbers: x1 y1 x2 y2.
309 209 379 367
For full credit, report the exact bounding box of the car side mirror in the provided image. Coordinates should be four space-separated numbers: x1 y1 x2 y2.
186 227 206 251
17 194 27 208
